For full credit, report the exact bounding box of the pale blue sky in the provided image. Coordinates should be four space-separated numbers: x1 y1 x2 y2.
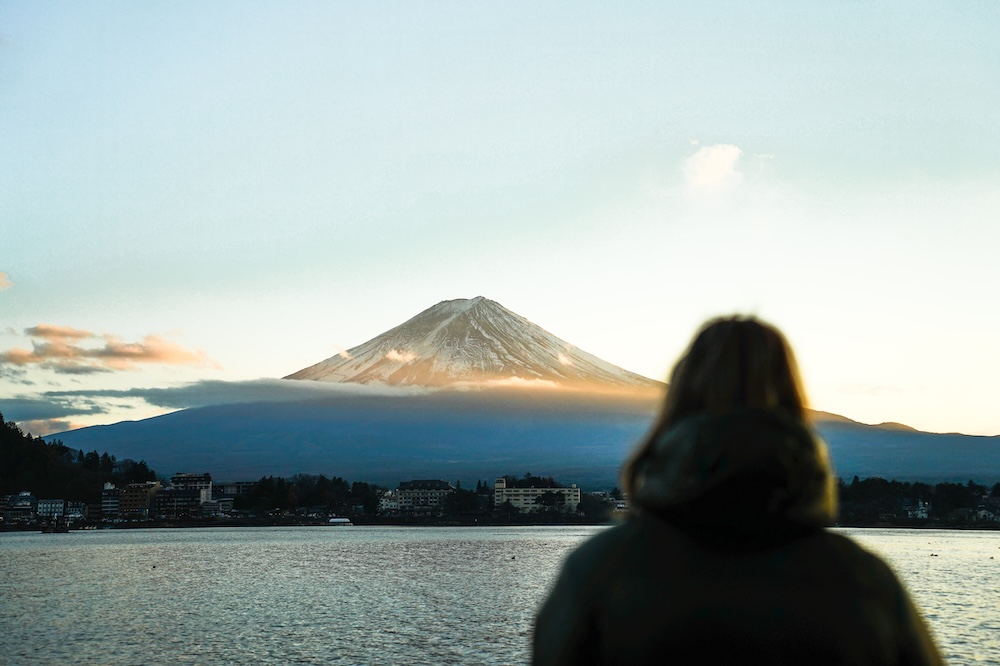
2 2 998 435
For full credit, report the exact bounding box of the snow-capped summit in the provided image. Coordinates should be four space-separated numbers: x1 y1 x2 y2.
285 297 661 390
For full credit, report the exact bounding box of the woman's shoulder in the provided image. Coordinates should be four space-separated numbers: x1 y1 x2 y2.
797 529 912 593
560 515 683 578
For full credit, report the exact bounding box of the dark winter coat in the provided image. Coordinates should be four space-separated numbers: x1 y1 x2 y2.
533 409 942 665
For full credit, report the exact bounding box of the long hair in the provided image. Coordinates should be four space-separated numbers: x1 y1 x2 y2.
622 316 807 497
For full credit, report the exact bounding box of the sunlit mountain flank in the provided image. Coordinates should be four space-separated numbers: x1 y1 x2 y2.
286 296 661 391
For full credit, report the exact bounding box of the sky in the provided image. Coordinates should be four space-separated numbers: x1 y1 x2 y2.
2 2 999 437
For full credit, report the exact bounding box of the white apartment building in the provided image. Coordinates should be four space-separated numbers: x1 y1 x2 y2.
493 478 581 513
36 498 65 519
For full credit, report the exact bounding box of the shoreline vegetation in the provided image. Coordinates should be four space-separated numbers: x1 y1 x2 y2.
4 412 1000 532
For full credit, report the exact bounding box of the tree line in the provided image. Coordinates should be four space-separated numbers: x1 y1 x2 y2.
0 412 157 503
838 476 1000 526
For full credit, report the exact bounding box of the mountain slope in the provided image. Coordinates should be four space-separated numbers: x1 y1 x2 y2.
285 296 661 390
53 389 1000 488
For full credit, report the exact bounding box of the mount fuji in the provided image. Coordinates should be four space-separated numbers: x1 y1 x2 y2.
51 297 1000 487
285 296 661 391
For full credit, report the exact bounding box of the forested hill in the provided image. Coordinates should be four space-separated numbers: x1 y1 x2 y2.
0 412 157 503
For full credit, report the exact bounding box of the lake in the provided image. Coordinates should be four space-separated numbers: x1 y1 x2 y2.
1 526 996 664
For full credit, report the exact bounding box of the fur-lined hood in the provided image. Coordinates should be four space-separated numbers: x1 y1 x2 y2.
630 408 837 533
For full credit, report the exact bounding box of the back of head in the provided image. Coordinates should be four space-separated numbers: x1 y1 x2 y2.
661 316 806 424
623 315 812 502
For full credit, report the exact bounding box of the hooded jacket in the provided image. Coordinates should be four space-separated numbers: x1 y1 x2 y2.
533 409 942 665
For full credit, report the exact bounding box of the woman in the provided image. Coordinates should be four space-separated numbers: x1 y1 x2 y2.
533 316 942 665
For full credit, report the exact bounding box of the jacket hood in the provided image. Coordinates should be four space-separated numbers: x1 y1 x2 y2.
631 408 837 533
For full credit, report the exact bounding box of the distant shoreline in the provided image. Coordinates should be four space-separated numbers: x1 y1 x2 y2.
5 517 1000 533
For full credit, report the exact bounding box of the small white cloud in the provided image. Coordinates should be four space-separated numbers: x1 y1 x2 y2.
683 144 743 189
0 272 12 290
330 342 353 360
557 352 574 367
385 349 416 363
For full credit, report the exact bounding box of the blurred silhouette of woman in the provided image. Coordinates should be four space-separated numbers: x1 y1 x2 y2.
533 316 941 665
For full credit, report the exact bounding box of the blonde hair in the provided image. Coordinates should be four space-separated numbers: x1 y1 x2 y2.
623 316 807 496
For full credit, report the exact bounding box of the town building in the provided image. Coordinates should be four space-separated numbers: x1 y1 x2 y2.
154 488 204 518
216 481 257 497
378 491 400 515
101 483 121 519
120 481 161 518
170 473 212 499
151 473 213 518
36 498 66 519
65 501 86 520
397 480 455 514
5 492 37 523
905 499 930 520
493 478 581 513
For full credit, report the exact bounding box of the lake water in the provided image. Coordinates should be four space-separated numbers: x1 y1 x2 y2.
1 526 997 665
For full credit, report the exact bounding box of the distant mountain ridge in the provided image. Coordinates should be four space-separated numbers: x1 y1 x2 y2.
47 297 1000 487
52 389 1000 488
285 296 661 391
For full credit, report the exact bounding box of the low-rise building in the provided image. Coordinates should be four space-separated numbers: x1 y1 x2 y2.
493 478 581 513
65 501 86 520
216 481 257 497
397 480 455 514
379 491 400 515
6 492 37 523
101 483 121 519
905 499 930 520
154 488 204 518
120 481 161 518
37 498 66 519
171 473 213 502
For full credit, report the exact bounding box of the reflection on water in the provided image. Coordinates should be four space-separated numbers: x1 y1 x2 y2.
841 528 1000 666
1 526 997 665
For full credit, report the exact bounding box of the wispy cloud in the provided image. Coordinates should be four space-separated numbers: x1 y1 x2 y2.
385 349 417 362
25 324 93 339
557 352 574 366
0 325 212 374
36 379 428 413
683 144 743 189
17 419 78 436
0 272 12 290
0 396 108 422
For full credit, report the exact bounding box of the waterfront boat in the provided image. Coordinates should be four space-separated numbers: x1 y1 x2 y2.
327 517 353 526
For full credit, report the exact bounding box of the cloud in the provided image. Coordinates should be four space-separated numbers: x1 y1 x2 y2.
93 334 209 369
0 363 30 380
18 419 78 437
42 378 430 411
24 324 94 339
683 144 743 189
0 396 108 422
385 349 417 363
0 325 212 374
557 352 574 367
4 380 415 436
0 272 12 290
